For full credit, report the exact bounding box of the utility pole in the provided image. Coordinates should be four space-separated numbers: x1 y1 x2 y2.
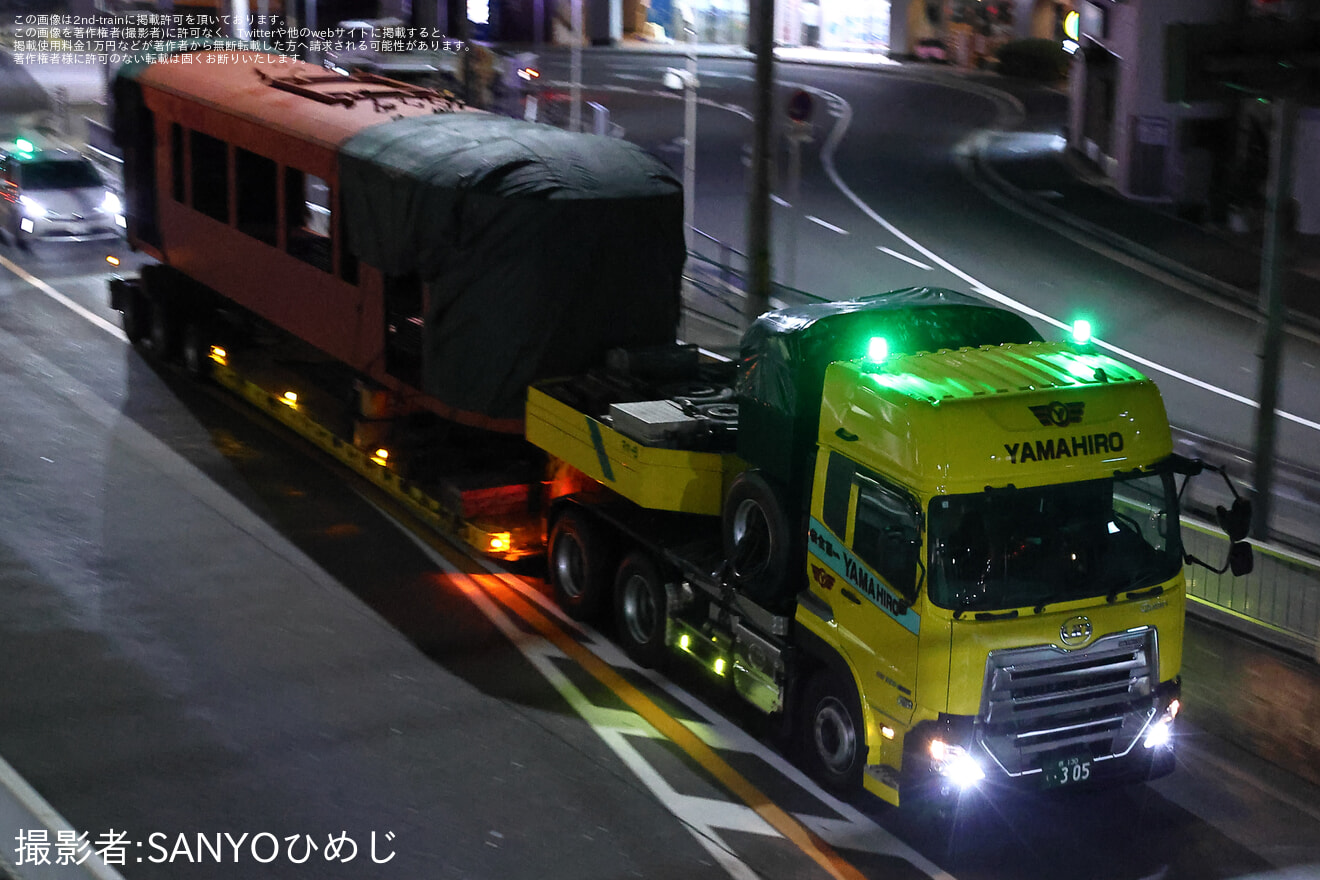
684 22 698 250
745 0 775 321
1250 95 1296 541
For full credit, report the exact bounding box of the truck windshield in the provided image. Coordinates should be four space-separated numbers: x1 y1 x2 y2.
928 467 1182 612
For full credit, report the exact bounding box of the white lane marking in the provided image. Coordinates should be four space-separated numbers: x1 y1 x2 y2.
793 79 1320 435
877 246 933 271
392 533 950 877
771 194 791 207
412 556 768 880
807 215 849 234
0 254 127 340
477 569 950 872
0 755 126 880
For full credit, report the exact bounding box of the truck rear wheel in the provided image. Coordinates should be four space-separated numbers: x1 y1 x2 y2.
548 508 614 621
799 669 866 796
722 471 791 603
614 552 668 668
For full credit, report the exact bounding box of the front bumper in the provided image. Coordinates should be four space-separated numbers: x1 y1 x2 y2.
905 678 1181 801
20 213 124 243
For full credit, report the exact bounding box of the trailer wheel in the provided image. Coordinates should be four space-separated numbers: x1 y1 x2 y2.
120 287 149 348
147 291 180 361
722 471 791 602
548 508 614 621
799 669 866 796
181 317 213 379
614 552 668 668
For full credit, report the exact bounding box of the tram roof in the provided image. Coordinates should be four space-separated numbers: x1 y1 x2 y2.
130 50 474 150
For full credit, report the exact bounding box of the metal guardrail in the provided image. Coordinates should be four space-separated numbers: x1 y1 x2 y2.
681 235 1320 662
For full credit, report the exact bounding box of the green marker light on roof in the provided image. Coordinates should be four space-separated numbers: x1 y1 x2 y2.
15 138 34 154
866 336 889 364
1070 319 1092 345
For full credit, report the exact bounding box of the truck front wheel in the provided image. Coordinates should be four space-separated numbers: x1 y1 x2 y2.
614 552 668 668
799 669 866 796
548 508 614 621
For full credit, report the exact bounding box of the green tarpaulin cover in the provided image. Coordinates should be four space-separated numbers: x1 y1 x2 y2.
737 287 1045 495
340 114 685 423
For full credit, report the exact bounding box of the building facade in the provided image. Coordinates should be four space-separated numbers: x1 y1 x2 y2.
1068 0 1320 233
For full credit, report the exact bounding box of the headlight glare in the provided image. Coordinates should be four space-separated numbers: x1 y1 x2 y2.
1144 718 1173 749
102 191 123 213
18 195 47 218
929 739 985 788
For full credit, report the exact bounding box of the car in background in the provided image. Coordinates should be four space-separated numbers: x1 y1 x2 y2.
0 146 125 249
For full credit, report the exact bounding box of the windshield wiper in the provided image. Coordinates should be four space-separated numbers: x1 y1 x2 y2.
974 609 1019 621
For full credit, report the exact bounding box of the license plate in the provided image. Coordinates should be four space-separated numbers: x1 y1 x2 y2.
1042 755 1092 788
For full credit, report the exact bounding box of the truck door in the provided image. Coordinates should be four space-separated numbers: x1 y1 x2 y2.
810 452 921 726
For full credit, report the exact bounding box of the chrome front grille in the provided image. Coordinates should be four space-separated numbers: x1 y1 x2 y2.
978 628 1158 776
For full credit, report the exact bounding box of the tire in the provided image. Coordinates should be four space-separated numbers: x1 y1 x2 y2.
722 471 792 603
613 552 668 668
798 668 866 796
181 317 213 379
547 508 614 621
120 287 150 348
149 296 179 360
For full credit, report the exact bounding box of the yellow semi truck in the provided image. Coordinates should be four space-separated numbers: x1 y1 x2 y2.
527 288 1252 806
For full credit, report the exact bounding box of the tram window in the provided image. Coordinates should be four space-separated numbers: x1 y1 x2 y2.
170 123 185 203
191 130 229 223
236 148 278 246
285 168 331 273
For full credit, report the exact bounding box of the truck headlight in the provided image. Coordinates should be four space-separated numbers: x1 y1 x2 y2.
18 194 47 218
102 191 123 214
930 739 986 788
1143 697 1180 749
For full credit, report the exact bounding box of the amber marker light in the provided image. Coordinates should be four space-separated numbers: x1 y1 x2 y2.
105 255 120 266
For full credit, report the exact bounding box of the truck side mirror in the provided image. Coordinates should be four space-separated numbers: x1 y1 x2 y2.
1216 498 1252 543
1228 541 1254 577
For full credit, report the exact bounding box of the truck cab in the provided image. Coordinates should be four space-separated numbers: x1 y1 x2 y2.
798 342 1190 804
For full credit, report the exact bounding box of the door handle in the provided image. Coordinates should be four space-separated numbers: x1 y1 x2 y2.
840 587 863 605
